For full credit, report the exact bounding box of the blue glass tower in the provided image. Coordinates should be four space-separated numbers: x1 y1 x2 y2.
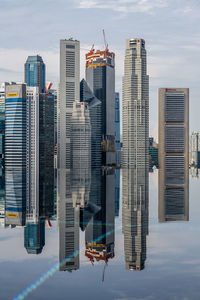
25 55 45 93
24 218 45 254
5 84 26 226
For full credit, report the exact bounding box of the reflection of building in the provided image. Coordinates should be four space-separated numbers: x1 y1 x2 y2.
149 138 158 169
25 55 45 93
85 168 115 265
24 219 45 254
80 79 102 168
122 168 149 271
122 39 149 169
5 84 26 226
158 88 189 222
58 169 80 271
115 92 121 166
70 101 91 169
85 47 115 165
190 132 200 168
58 39 80 169
39 93 54 218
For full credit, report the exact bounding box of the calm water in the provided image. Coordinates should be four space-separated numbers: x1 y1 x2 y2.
1 169 200 300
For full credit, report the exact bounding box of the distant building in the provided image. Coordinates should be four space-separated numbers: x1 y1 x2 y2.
70 101 91 169
25 55 45 93
85 47 115 165
58 39 80 169
24 219 45 254
80 79 102 168
190 132 200 168
158 88 189 222
115 92 121 166
149 138 158 169
5 83 27 226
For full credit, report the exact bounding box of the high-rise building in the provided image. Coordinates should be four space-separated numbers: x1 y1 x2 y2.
39 93 54 218
58 39 80 169
115 92 121 166
122 168 149 271
190 132 200 168
80 79 102 168
70 101 91 169
85 47 115 165
25 55 45 93
5 83 27 226
158 88 189 222
122 39 149 169
24 218 45 254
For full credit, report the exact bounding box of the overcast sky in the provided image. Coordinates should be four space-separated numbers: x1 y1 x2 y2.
1 0 200 138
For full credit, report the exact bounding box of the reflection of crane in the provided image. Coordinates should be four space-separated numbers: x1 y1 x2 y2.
103 29 108 51
102 262 108 282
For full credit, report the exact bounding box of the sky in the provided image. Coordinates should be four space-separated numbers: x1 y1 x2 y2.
1 0 200 138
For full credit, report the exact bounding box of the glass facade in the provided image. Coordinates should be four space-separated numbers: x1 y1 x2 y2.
25 56 46 93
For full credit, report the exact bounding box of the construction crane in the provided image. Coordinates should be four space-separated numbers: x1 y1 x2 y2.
103 29 108 51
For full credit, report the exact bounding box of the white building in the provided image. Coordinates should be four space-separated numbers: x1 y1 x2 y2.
58 39 80 169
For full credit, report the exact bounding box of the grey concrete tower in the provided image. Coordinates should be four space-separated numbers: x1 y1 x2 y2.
158 88 189 222
122 39 149 170
58 39 80 169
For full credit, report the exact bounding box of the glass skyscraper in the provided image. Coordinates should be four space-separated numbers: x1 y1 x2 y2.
25 55 46 93
5 83 26 226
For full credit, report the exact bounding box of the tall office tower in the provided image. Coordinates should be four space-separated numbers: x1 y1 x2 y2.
122 168 149 271
39 93 54 218
190 132 200 167
0 83 7 224
122 39 149 169
70 101 91 169
58 39 80 169
58 169 80 271
158 88 189 222
115 92 121 166
85 47 115 166
80 79 102 168
85 168 115 265
5 84 27 226
26 87 39 222
115 168 120 217
25 55 46 93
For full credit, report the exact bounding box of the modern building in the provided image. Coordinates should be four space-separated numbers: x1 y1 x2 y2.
122 39 149 170
5 83 27 226
115 168 120 217
85 47 115 166
80 78 102 168
122 168 149 271
70 101 91 169
115 92 121 166
24 218 45 254
158 88 189 222
25 55 45 93
58 39 80 169
39 93 54 218
190 132 200 167
149 138 159 169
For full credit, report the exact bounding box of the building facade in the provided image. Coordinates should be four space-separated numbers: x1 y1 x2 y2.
85 47 115 166
5 83 27 226
25 55 45 93
58 39 80 169
190 132 200 167
115 92 121 166
122 39 149 170
70 101 91 169
158 88 189 222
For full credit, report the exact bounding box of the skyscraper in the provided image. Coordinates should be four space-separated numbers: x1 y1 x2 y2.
58 39 80 169
115 92 121 166
122 39 149 169
5 83 27 226
25 55 45 93
70 101 91 169
158 88 189 222
39 93 54 218
85 47 115 165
